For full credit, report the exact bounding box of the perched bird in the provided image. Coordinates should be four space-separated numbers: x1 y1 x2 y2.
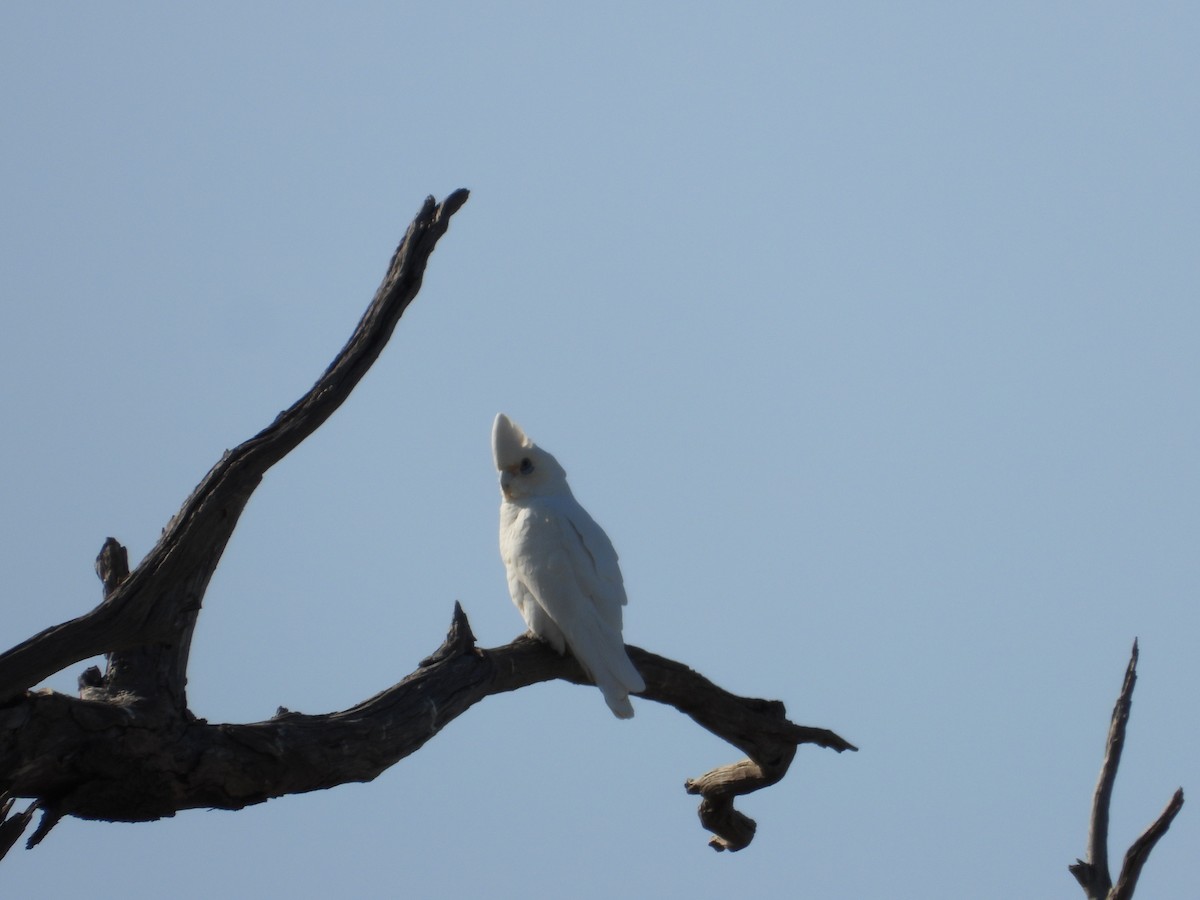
492 413 646 718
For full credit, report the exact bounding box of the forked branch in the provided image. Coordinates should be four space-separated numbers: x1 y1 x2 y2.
0 190 469 709
0 189 855 860
1069 640 1185 899
0 603 854 855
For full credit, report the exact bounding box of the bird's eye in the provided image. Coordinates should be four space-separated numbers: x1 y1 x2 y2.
519 457 534 475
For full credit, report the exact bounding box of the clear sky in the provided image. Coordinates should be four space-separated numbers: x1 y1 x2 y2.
1 4 1196 898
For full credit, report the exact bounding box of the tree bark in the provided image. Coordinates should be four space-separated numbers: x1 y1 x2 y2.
0 190 855 859
1069 640 1185 899
0 604 853 840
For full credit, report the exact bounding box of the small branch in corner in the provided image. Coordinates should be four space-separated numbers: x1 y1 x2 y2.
0 796 38 862
95 537 130 599
24 804 62 851
1069 640 1185 900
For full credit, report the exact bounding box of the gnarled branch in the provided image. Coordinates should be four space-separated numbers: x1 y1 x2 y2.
0 189 854 862
0 603 854 853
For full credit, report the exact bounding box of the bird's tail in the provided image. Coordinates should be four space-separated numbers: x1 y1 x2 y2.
592 645 646 720
604 691 636 719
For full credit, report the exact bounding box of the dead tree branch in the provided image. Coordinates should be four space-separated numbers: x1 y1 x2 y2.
0 796 38 859
0 604 854 854
1069 640 1185 899
0 190 854 861
0 190 469 710
1110 787 1185 900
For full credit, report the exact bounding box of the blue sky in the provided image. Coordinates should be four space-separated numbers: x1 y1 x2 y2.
1 3 1196 897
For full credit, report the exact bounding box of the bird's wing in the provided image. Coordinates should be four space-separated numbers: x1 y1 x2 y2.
551 495 628 632
507 503 613 639
508 501 644 714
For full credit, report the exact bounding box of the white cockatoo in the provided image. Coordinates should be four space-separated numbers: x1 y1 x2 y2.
492 413 645 718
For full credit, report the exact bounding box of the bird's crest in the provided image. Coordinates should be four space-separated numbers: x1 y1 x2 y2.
492 413 533 469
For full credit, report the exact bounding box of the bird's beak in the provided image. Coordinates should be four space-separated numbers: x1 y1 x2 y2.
500 469 514 499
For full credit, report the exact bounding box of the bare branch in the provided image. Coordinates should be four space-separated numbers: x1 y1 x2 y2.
0 796 37 862
1069 640 1184 899
24 804 62 850
0 190 469 706
94 538 129 598
1110 788 1185 900
490 639 856 851
91 536 175 711
0 190 854 859
1070 640 1137 897
0 607 853 850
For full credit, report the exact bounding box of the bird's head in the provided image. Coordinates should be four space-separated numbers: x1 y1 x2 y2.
492 413 568 502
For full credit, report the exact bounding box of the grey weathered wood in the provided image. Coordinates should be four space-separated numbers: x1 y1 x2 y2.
0 190 855 859
1069 641 1185 899
1109 787 1185 900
